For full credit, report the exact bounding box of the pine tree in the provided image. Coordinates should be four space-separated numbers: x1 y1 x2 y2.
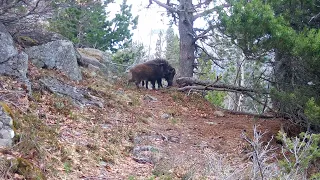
49 0 138 52
155 30 164 59
165 27 179 73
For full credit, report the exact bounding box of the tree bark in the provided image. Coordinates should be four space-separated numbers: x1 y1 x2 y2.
178 0 196 77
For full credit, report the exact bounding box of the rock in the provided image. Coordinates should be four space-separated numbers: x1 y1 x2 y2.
132 145 160 164
25 40 82 81
39 76 104 108
0 139 12 147
116 89 125 95
143 94 158 102
78 50 107 69
88 64 100 72
0 108 13 127
99 161 108 167
0 128 14 139
213 110 225 117
101 124 112 129
13 28 67 47
87 64 99 77
0 23 28 79
0 51 28 78
205 121 218 125
77 48 104 61
0 105 14 147
77 48 125 76
161 113 171 119
0 23 18 61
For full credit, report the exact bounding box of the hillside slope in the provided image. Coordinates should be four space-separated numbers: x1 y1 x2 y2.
0 64 299 179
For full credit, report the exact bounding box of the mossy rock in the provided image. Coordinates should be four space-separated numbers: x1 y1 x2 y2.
17 36 39 47
11 157 46 180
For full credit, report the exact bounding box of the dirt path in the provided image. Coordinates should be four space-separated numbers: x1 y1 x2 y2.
105 88 293 179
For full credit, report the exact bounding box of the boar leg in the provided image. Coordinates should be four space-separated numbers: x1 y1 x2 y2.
151 80 156 90
157 78 163 88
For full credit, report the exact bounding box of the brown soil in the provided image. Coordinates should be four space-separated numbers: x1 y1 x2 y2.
104 87 300 179
1 69 302 179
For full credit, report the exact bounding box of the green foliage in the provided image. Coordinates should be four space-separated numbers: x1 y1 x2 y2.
277 131 320 175
271 88 320 128
63 162 72 174
219 0 275 54
305 98 320 126
205 91 225 108
155 30 164 59
268 0 320 30
128 176 137 180
111 42 146 68
198 59 226 107
105 0 139 52
49 0 138 52
165 27 179 71
310 173 320 180
218 0 320 129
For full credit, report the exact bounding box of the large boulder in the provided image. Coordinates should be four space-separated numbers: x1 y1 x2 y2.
25 40 82 81
0 23 28 79
77 48 107 69
0 23 17 61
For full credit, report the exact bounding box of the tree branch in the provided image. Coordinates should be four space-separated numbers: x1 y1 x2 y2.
194 3 230 20
195 44 224 69
194 7 217 20
148 0 177 13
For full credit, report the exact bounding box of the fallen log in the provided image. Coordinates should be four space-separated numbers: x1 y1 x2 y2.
224 109 275 119
176 77 269 94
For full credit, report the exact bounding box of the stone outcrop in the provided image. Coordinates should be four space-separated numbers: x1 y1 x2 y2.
77 48 124 77
0 23 28 79
39 76 103 108
25 40 82 81
14 29 67 48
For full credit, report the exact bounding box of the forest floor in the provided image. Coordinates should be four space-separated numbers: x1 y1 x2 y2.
0 66 302 179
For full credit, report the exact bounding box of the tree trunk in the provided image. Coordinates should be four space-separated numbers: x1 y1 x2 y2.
178 0 195 78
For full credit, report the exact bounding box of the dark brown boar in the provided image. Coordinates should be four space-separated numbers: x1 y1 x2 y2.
128 59 175 89
128 63 163 89
142 59 176 88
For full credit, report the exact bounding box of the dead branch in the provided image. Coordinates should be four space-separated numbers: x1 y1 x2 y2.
242 91 275 115
195 44 224 69
176 77 269 94
148 0 177 13
226 109 275 119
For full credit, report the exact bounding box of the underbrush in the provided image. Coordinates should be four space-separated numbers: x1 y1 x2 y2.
237 126 320 180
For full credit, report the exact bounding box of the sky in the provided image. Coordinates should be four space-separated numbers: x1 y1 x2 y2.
107 0 178 53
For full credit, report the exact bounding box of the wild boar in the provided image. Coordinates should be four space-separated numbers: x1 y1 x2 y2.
128 59 175 89
141 59 176 89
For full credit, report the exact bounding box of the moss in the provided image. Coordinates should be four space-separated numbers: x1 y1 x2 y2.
11 157 46 180
14 114 60 164
18 36 39 46
0 101 14 120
